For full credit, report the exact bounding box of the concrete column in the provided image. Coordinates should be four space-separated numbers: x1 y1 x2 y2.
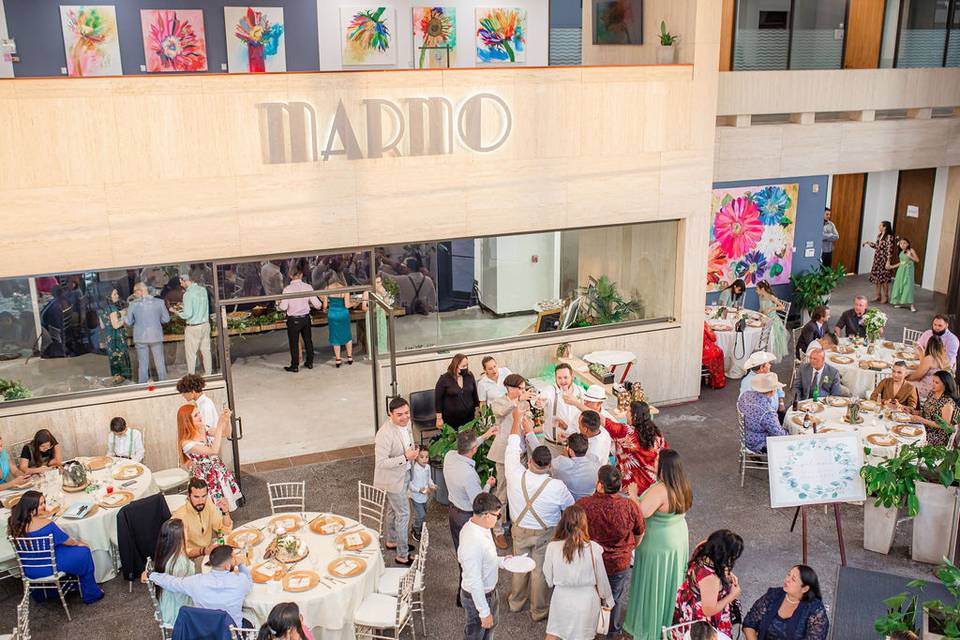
790 112 816 125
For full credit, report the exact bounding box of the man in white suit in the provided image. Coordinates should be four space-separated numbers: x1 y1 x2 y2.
374 396 420 566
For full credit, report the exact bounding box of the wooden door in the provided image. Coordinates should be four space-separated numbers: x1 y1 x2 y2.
844 0 885 69
720 0 736 71
830 173 867 273
894 168 937 284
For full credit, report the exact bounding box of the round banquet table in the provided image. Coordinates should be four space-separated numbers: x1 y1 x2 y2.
785 398 926 466
230 512 385 640
0 456 159 582
823 338 921 399
705 306 767 378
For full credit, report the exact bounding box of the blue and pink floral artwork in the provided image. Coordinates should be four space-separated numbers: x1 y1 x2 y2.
707 183 799 291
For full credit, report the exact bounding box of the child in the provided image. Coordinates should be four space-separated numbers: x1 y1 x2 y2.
409 445 435 540
688 621 717 640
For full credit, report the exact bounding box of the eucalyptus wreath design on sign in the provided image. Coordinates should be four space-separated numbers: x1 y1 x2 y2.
780 438 857 501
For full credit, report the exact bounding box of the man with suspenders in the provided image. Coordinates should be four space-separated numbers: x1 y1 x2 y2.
504 399 574 621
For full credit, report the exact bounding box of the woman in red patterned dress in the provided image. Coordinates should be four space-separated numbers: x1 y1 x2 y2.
603 401 669 501
702 321 727 389
673 529 744 636
176 404 242 512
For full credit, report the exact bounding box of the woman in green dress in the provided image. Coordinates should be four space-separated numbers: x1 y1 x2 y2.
756 281 789 361
99 288 132 384
623 450 692 640
151 518 195 626
888 237 919 313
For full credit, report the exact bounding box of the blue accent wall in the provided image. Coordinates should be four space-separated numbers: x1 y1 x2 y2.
706 175 828 311
550 0 581 28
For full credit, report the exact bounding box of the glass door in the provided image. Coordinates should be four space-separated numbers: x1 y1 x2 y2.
367 292 399 428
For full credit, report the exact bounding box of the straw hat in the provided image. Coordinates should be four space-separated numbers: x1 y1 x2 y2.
751 372 785 393
583 385 606 402
743 351 776 371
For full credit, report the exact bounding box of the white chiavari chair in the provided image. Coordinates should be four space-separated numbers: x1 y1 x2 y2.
358 482 387 538
144 557 174 640
267 481 306 514
902 327 923 347
10 535 79 621
377 524 430 634
229 627 257 640
354 566 416 640
737 407 769 487
661 620 697 640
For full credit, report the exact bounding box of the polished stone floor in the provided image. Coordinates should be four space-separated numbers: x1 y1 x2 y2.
0 274 948 638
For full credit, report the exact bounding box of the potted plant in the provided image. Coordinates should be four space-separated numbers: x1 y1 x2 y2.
875 590 920 638
657 21 678 64
922 558 960 639
912 441 960 564
428 406 496 506
860 444 924 554
0 378 31 401
576 275 643 327
789 264 846 323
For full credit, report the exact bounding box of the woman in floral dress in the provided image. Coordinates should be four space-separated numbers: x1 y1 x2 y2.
913 371 958 447
673 530 744 636
862 221 895 303
99 288 131 383
176 404 242 511
603 401 669 500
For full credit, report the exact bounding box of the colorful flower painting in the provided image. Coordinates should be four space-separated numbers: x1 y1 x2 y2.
59 5 123 77
140 10 207 73
413 7 456 68
224 6 285 73
341 7 397 66
592 0 643 45
707 183 799 291
476 8 526 63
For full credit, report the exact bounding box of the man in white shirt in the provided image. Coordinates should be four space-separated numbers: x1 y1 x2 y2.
458 492 509 639
804 332 839 357
579 410 612 465
477 356 511 407
106 417 145 463
505 403 574 621
177 374 218 432
374 396 420 566
550 433 600 500
536 363 583 448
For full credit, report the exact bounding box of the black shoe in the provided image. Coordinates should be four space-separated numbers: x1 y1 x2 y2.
304 362 313 369
456 592 462 608
335 359 342 368
347 357 354 365
412 529 422 541
284 366 299 373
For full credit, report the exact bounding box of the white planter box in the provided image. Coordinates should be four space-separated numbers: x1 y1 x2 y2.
912 481 960 564
864 500 898 554
923 609 946 640
656 45 675 64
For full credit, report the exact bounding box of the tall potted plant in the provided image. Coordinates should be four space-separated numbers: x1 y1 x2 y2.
860 444 924 554
789 264 846 323
875 590 920 638
656 21 678 64
913 440 960 564
428 406 496 506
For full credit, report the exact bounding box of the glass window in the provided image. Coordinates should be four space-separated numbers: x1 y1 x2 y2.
896 0 950 67
734 0 792 70
0 264 216 401
790 0 847 69
377 220 679 353
947 2 960 66
216 252 372 300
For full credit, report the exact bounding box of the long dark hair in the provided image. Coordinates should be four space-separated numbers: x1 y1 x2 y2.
27 429 58 467
723 279 746 296
447 353 468 377
933 370 959 403
657 450 693 514
153 518 187 597
691 529 744 588
258 602 306 640
631 401 662 449
879 221 893 238
7 490 42 538
552 505 590 563
794 564 823 602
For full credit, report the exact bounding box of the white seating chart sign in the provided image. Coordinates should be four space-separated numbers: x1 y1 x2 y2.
767 433 866 508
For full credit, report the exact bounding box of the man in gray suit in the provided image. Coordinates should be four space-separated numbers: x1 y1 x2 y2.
126 282 170 383
374 396 420 566
792 348 845 401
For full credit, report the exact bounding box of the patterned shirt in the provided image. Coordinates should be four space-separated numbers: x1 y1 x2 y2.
576 491 645 575
737 390 786 453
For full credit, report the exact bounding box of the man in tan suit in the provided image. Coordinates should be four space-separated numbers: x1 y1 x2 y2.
374 396 420 565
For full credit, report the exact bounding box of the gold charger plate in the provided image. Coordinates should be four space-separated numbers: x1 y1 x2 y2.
335 530 373 551
866 433 898 447
251 560 287 584
283 570 321 593
882 341 900 350
746 319 764 328
85 456 112 471
891 411 917 423
2 493 23 509
835 346 856 355
892 424 923 438
797 401 825 413
227 529 265 548
62 481 90 493
791 414 822 427
328 556 367 578
269 514 303 533
99 490 134 509
818 426 848 433
710 323 733 332
112 464 144 480
860 400 881 412
830 355 854 365
895 351 915 360
309 515 346 535
825 396 850 407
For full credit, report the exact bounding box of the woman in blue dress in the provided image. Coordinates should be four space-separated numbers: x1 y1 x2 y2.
322 275 354 368
7 490 104 604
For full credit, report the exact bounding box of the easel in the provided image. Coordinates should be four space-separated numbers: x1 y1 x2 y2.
789 503 847 566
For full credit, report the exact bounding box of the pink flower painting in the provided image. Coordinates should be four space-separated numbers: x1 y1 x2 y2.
714 196 762 260
140 10 208 73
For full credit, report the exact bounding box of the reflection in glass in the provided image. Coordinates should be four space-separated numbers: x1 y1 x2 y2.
947 4 960 66
217 252 372 300
789 0 846 69
733 0 791 70
897 0 950 67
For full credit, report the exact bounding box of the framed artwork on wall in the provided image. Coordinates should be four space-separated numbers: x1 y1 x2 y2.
59 5 123 77
340 7 398 66
224 6 286 73
140 10 208 73
592 0 643 45
475 7 526 64
413 7 456 68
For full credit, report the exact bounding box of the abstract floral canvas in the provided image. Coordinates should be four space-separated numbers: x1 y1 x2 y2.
592 0 643 45
140 10 208 72
707 183 799 291
475 8 526 63
224 6 286 73
413 7 456 68
59 5 123 77
341 7 398 66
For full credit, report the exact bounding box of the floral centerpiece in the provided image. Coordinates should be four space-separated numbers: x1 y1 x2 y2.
863 308 888 342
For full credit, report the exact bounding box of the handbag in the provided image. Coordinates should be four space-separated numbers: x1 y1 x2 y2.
588 543 612 635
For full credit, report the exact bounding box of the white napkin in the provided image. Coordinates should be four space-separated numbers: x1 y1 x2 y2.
335 560 358 575
345 533 364 547
321 522 343 534
287 576 310 589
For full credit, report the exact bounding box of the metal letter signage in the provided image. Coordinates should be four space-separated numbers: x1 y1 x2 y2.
258 93 512 164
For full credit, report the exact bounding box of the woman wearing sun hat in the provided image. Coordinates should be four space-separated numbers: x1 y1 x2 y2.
736 372 787 453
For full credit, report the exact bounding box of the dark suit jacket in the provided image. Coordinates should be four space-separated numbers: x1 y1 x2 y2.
792 363 845 400
796 320 827 359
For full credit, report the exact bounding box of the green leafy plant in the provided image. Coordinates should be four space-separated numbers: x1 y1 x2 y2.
916 436 960 488
381 278 400 305
789 264 847 313
428 405 496 483
875 590 920 636
860 444 925 516
659 21 678 46
580 275 643 326
924 557 960 638
0 378 31 401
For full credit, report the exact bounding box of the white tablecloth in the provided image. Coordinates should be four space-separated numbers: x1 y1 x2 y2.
785 400 926 466
0 457 159 582
705 307 768 379
234 512 385 640
824 339 920 399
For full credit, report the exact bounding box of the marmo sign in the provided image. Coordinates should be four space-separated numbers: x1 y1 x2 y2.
257 93 512 164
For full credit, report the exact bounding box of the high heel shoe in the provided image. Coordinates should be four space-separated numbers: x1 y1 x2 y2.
347 357 354 365
335 359 342 368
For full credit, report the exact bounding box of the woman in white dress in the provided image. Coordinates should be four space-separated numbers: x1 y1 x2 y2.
543 505 614 640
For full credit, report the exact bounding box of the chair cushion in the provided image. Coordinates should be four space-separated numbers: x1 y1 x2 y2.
154 468 190 491
376 567 423 596
164 494 187 513
353 593 409 628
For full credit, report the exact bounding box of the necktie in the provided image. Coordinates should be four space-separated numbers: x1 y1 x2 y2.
811 371 820 396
